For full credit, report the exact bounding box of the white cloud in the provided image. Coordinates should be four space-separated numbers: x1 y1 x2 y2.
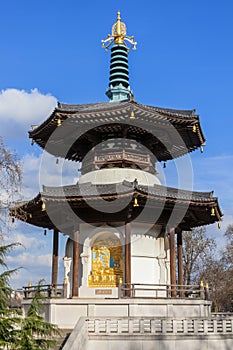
21 152 79 199
4 222 68 289
7 252 52 267
7 252 65 289
0 88 57 139
5 231 46 251
8 258 53 289
0 88 57 122
9 269 49 288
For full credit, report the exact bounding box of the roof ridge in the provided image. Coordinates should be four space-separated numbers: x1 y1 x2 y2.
42 182 215 201
134 101 197 118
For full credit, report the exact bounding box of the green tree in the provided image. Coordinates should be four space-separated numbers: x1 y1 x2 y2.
0 138 59 348
17 280 60 349
0 243 21 349
0 249 60 349
0 137 23 348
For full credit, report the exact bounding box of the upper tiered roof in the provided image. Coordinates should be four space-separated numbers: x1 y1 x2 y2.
29 100 205 162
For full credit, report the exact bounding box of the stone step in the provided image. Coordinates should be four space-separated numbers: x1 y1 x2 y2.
50 329 72 350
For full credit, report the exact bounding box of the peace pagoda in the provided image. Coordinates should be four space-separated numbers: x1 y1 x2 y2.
13 12 232 350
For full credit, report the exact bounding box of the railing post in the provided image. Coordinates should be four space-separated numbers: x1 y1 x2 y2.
129 319 134 334
213 319 218 333
53 284 57 297
72 230 80 297
118 279 123 298
118 319 122 333
169 228 176 297
173 319 177 335
205 282 210 300
162 319 167 334
95 320 100 334
222 319 227 333
51 229 59 286
183 319 188 334
200 280 205 299
28 282 32 298
132 284 135 298
63 279 68 298
203 319 208 334
106 319 111 334
125 221 131 297
140 319 145 334
47 284 52 298
193 319 198 334
176 228 184 297
24 287 28 299
151 319 156 334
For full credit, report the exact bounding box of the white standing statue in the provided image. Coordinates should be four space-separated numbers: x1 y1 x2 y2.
63 257 72 298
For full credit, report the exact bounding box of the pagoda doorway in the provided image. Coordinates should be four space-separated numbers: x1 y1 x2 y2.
88 232 123 288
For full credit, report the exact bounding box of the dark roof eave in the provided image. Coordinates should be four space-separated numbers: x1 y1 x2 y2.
13 183 223 213
12 188 222 230
29 99 204 138
39 182 218 202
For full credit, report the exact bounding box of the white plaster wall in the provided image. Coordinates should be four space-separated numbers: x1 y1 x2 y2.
131 235 160 257
131 234 169 285
131 257 157 284
64 222 170 295
78 168 161 186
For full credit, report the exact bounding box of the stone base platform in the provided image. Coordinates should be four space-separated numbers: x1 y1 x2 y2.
22 298 211 329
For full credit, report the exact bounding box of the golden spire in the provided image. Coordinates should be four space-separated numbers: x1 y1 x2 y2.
112 11 126 45
102 11 137 51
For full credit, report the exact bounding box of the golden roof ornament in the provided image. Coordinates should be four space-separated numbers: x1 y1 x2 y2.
102 11 137 51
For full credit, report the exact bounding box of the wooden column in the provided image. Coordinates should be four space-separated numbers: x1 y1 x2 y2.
51 229 59 286
72 230 79 297
177 229 184 297
125 222 131 297
170 228 176 297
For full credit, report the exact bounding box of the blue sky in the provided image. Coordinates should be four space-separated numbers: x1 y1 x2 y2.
1 1 233 288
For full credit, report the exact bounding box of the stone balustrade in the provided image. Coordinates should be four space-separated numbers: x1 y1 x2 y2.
86 317 233 336
63 316 233 350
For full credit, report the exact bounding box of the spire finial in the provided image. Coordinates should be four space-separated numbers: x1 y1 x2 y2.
115 11 124 44
102 12 137 51
103 12 136 102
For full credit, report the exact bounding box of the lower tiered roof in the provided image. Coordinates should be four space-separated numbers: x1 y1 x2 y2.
13 181 222 234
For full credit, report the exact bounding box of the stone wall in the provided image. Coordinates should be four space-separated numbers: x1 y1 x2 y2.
22 298 211 329
63 316 233 350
